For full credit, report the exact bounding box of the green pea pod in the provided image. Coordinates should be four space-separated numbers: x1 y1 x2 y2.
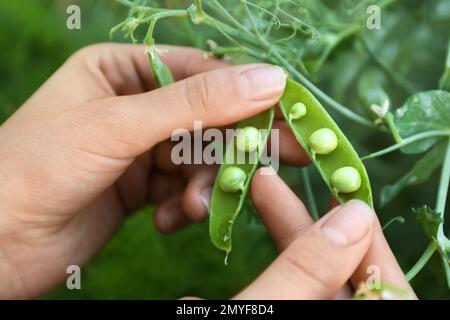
280 79 373 207
147 47 174 87
209 108 275 256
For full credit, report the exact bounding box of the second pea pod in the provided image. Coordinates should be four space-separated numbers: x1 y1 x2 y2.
279 79 373 207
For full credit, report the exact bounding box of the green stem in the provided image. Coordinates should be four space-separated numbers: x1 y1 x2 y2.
406 241 438 281
361 39 417 95
302 167 319 221
188 6 263 49
405 139 450 286
436 138 450 217
384 112 402 144
115 0 134 8
361 130 450 160
439 37 450 90
271 50 376 128
436 138 450 281
314 24 361 72
187 2 375 129
142 9 189 24
441 255 450 289
382 216 405 231
242 1 262 38
206 0 249 34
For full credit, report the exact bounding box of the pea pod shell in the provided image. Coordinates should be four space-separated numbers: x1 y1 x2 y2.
209 108 275 253
148 50 174 87
280 79 373 207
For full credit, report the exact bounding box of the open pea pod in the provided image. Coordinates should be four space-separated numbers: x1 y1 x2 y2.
280 79 373 207
209 108 275 255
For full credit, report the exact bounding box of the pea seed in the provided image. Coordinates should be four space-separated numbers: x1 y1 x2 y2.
289 102 307 120
235 126 260 152
219 167 247 192
331 166 362 193
308 128 338 155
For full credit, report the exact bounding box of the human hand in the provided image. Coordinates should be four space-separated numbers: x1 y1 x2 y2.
229 169 415 299
0 43 290 298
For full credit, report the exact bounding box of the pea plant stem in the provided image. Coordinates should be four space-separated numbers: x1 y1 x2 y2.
142 10 189 24
301 167 319 220
382 216 405 231
361 38 417 95
206 0 249 34
406 241 438 281
436 138 450 218
187 2 377 129
384 112 403 144
115 0 134 8
436 138 450 287
406 138 450 284
274 50 378 129
361 130 450 160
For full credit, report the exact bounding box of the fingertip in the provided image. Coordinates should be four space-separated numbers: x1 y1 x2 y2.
181 167 216 222
153 195 191 233
250 167 277 201
319 200 375 246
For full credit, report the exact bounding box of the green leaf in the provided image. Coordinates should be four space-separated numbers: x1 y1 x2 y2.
380 142 447 206
394 91 450 154
413 206 443 240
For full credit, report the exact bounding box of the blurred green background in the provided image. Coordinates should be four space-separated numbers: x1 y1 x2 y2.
0 0 448 299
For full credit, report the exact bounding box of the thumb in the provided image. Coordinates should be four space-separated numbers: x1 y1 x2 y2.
79 64 286 157
235 200 375 300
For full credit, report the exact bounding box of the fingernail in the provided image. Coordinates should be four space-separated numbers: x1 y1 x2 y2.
258 166 277 176
320 200 374 246
200 187 212 211
238 64 286 101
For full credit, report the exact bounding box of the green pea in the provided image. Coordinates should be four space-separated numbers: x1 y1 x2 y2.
235 126 260 152
280 79 373 207
209 109 275 255
308 128 338 155
331 166 362 193
289 102 307 121
219 167 247 192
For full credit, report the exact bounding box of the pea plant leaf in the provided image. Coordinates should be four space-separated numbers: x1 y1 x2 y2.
394 90 450 154
380 142 446 206
413 206 443 240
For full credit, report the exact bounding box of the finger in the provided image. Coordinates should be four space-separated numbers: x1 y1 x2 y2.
329 197 339 210
275 105 285 119
179 296 204 300
272 120 310 167
115 152 152 213
153 194 191 233
181 166 217 222
77 63 286 159
26 44 231 116
106 44 231 94
235 200 375 299
350 220 416 298
250 168 313 250
148 172 185 204
153 140 180 173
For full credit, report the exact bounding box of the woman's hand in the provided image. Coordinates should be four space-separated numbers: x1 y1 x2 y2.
231 169 414 299
0 43 412 300
0 43 288 298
